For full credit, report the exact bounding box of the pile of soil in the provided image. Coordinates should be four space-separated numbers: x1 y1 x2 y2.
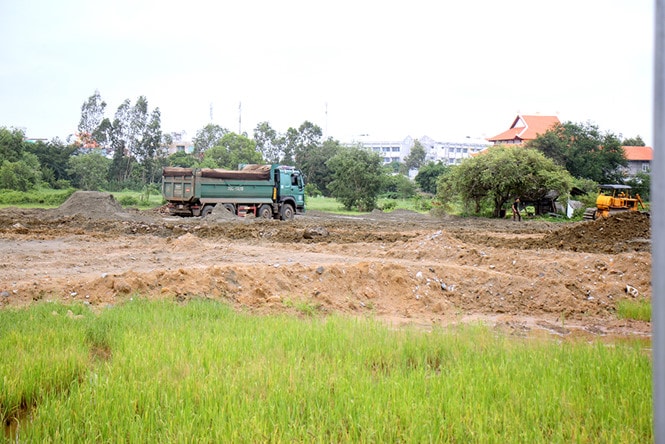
50 191 128 220
540 211 651 253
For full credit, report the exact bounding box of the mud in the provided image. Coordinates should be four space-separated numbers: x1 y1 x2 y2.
0 192 652 339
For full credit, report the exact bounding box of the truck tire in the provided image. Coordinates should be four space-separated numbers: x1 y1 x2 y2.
223 204 236 215
279 203 294 221
201 205 214 217
258 204 273 219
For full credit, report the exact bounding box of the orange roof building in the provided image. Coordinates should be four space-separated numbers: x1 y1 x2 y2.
487 114 560 144
623 145 653 176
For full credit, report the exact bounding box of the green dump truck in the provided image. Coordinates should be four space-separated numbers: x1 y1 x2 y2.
161 164 305 220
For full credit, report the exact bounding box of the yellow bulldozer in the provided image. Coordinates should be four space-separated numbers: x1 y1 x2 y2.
583 184 647 220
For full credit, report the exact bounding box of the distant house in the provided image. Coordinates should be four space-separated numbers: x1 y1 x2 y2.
487 114 560 145
622 146 653 177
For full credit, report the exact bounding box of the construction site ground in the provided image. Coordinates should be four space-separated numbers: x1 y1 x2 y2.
0 192 652 341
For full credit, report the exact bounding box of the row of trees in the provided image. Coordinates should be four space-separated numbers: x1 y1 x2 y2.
0 89 649 215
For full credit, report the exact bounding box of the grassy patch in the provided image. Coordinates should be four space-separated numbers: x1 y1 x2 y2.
1 299 652 442
0 188 76 208
616 298 651 321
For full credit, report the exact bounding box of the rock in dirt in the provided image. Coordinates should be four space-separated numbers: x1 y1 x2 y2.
303 226 329 239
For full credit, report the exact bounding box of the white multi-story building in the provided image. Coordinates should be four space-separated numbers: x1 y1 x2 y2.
355 135 490 166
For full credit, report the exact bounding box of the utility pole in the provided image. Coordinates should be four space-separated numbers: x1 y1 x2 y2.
238 101 242 134
653 1 664 442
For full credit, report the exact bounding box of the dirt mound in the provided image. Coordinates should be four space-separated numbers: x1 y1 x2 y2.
540 212 650 253
50 191 130 220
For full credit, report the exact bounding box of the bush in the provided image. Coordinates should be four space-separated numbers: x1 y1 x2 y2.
117 195 140 207
379 200 397 211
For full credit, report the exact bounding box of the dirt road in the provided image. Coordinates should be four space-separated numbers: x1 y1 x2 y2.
0 192 652 339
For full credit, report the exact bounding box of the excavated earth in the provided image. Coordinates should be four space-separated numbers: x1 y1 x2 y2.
0 191 652 340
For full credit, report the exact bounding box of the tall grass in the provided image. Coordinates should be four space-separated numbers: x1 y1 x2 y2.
2 299 652 442
617 298 651 322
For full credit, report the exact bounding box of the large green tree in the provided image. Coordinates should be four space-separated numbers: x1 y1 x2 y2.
415 161 449 194
67 152 111 191
25 139 77 187
193 124 229 159
0 127 25 163
526 121 627 183
202 133 263 169
296 138 341 197
401 139 427 174
253 122 283 163
437 145 573 217
327 146 384 211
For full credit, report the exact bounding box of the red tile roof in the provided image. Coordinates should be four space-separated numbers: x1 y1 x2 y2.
623 146 653 161
487 115 560 143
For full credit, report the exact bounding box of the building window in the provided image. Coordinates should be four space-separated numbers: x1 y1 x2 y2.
642 163 650 172
176 145 185 152
392 147 400 152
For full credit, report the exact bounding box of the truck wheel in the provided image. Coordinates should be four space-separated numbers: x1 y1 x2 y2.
201 205 214 217
280 204 294 221
258 204 273 219
223 204 236 215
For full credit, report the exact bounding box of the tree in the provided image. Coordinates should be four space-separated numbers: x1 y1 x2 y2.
327 147 385 211
437 145 573 217
253 122 283 163
67 152 111 191
285 121 322 167
622 136 645 146
135 108 164 184
25 139 77 187
415 161 449 194
0 153 41 191
202 133 262 169
193 124 229 159
296 138 341 197
526 121 627 184
401 139 427 174
167 151 199 168
77 90 106 148
0 127 25 163
382 173 417 199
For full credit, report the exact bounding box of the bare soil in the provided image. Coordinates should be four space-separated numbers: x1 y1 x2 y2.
0 191 652 340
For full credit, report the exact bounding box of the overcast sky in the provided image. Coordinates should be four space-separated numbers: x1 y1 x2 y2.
0 0 655 145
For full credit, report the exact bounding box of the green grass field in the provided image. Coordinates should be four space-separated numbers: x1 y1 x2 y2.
1 299 652 442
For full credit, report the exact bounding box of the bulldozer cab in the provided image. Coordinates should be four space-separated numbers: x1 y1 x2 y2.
583 184 645 220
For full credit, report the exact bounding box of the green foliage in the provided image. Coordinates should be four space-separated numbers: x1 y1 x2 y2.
0 156 42 191
167 151 199 168
382 173 417 199
203 132 263 169
622 135 645 146
193 124 229 158
415 161 449 194
0 127 26 163
327 146 385 211
527 121 627 183
616 298 651 322
253 121 282 163
67 152 111 191
379 199 397 211
625 172 650 201
400 139 427 173
0 188 76 206
297 137 340 197
304 183 322 197
437 146 574 217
